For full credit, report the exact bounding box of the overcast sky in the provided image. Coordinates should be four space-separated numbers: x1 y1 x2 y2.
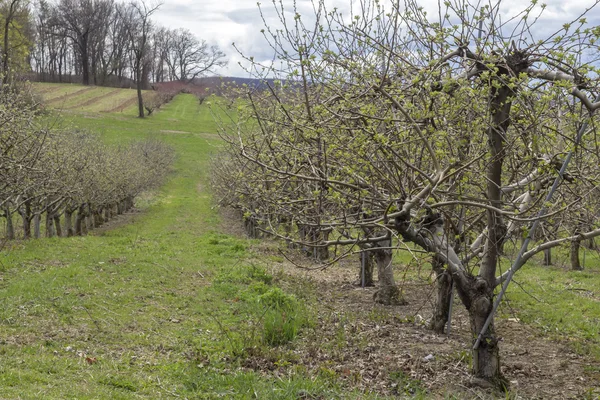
153 0 600 78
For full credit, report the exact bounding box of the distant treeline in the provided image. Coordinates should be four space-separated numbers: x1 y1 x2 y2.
1 0 226 89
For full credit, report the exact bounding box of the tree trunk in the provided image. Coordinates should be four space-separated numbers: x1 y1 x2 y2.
588 237 597 251
33 214 41 239
357 249 375 287
75 205 85 236
81 36 90 85
316 230 329 261
244 215 259 238
543 248 552 266
298 224 309 255
54 215 62 237
429 256 453 333
4 204 14 240
571 237 582 271
469 292 504 388
373 237 405 305
136 62 144 118
86 213 93 232
94 211 103 227
470 66 516 388
45 211 55 238
65 209 74 237
298 225 329 261
20 201 32 239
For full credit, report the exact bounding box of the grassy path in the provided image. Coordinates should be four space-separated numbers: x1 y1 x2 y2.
0 95 355 399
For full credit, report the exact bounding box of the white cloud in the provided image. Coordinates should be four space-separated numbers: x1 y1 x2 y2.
153 0 600 77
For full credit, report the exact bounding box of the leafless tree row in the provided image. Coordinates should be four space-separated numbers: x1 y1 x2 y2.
212 0 600 388
0 85 173 241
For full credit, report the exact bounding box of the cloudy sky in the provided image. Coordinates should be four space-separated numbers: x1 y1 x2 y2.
153 0 600 78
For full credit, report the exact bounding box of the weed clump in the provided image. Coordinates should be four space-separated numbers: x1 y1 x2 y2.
258 288 308 346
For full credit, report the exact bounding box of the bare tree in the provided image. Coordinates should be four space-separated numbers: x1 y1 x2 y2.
164 28 226 83
120 0 160 117
54 0 113 85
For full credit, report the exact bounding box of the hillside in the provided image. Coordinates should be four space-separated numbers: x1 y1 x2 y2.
35 82 157 114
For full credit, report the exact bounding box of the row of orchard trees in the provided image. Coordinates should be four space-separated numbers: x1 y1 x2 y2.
213 0 600 389
0 85 173 240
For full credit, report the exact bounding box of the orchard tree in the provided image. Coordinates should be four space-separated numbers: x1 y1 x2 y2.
214 0 600 388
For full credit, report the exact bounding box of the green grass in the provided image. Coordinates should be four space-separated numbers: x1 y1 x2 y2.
503 250 600 359
0 90 380 399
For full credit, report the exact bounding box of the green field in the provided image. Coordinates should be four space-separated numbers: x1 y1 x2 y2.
0 84 598 399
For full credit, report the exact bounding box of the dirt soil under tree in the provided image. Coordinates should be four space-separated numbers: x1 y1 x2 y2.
222 211 600 399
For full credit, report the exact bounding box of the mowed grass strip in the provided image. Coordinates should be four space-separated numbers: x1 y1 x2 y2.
35 82 82 98
66 88 123 110
45 86 96 105
0 91 372 399
36 82 154 115
53 86 120 109
102 90 157 114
